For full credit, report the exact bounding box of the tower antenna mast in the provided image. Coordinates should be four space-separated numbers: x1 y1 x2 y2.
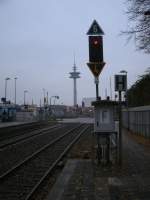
69 56 80 107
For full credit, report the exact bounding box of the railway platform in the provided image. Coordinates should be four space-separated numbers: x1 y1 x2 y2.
0 121 34 128
46 128 150 200
46 159 111 200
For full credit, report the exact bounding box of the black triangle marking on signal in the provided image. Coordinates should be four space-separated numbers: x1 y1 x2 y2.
87 62 105 77
87 20 104 35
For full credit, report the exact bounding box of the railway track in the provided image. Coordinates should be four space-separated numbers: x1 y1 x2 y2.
0 121 56 142
0 123 90 200
0 123 65 149
0 123 77 175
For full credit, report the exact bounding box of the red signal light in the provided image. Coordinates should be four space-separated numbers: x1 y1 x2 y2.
89 36 103 62
94 40 98 45
92 37 100 45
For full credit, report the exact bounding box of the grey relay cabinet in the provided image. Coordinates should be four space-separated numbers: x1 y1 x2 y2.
92 100 118 164
92 100 117 132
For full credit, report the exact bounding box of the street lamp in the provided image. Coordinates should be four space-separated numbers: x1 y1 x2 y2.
14 77 17 105
5 77 11 102
43 88 46 106
120 70 128 102
47 91 49 105
120 70 129 130
120 70 127 74
24 90 28 105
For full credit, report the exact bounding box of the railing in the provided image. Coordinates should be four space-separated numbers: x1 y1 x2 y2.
122 106 150 138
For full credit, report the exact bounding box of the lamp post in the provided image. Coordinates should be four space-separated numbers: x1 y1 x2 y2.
14 77 17 105
50 97 52 106
43 88 46 107
24 90 28 105
120 70 128 102
47 92 49 106
5 77 11 102
120 70 129 130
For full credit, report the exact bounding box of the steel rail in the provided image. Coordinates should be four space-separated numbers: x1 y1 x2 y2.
0 121 55 142
0 124 83 180
0 124 64 149
25 124 90 200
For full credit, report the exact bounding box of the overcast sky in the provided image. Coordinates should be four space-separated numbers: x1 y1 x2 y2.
0 0 149 106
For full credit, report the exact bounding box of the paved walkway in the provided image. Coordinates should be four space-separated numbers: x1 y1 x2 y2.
46 129 150 200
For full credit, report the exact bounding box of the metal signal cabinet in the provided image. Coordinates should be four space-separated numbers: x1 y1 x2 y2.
92 100 118 165
92 100 117 132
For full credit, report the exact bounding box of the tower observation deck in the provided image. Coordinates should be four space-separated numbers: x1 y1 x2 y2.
69 61 80 107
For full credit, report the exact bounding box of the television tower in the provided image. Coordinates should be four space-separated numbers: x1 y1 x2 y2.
69 58 80 107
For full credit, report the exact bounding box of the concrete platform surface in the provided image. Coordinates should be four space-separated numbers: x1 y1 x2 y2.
46 159 109 200
46 158 150 200
0 121 34 128
46 128 150 200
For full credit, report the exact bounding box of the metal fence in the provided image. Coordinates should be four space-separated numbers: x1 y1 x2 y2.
122 106 150 138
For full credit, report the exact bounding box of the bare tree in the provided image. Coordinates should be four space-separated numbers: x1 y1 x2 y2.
124 0 150 53
127 67 150 106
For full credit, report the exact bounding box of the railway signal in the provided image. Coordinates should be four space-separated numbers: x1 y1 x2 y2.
86 20 105 99
89 36 103 62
